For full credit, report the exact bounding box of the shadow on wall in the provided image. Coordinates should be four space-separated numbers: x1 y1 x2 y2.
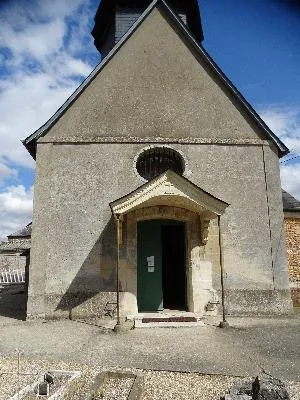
0 284 27 321
56 216 118 317
0 251 30 321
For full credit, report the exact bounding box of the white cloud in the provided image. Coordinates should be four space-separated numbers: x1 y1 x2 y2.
63 57 94 77
0 0 96 170
28 0 85 21
259 106 300 200
280 163 300 201
0 0 98 239
259 107 300 155
0 19 66 60
0 72 78 168
0 185 33 241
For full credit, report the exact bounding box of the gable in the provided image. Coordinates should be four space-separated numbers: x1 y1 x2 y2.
110 169 229 218
25 1 288 157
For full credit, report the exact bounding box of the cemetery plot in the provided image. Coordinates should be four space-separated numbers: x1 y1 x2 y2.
8 370 80 400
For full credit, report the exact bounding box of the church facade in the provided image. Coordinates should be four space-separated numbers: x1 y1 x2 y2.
23 0 292 320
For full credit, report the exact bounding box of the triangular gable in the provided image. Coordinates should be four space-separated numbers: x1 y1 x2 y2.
110 170 229 219
23 0 289 159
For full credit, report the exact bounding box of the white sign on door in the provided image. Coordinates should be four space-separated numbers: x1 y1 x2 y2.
147 256 154 267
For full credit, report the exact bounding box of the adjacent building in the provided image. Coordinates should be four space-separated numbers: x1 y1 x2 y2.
0 223 31 274
283 191 300 307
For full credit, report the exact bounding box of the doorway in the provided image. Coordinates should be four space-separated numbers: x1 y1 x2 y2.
137 219 186 312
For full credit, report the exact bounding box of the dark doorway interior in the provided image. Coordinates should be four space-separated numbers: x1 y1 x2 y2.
162 223 186 310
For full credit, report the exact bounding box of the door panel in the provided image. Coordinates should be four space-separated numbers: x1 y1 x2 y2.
137 220 163 311
137 219 186 312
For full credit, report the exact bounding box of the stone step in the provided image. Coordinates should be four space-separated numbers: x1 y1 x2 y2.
127 311 203 321
134 320 205 328
127 311 205 328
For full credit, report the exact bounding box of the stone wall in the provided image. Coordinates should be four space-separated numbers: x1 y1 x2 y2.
0 252 26 272
27 141 292 319
284 216 300 307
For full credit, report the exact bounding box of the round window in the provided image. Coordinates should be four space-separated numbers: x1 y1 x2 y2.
136 147 184 180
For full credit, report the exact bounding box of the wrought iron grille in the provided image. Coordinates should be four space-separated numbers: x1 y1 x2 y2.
136 147 184 180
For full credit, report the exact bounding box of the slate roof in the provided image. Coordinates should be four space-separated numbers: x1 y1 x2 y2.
282 190 300 211
22 0 289 159
7 223 32 239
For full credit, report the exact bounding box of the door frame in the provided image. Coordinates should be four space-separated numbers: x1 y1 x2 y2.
119 206 202 316
137 219 187 312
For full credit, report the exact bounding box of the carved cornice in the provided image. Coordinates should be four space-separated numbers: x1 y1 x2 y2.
110 170 229 219
41 136 264 145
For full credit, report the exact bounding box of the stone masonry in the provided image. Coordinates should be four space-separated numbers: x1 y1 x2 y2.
282 190 300 307
284 217 300 306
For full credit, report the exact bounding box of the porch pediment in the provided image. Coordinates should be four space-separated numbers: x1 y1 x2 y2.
110 170 229 219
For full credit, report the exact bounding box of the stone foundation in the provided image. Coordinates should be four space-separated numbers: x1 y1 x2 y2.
27 292 117 320
26 287 293 320
222 289 293 315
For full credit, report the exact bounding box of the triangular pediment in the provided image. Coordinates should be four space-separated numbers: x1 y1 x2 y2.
23 0 288 158
110 170 229 219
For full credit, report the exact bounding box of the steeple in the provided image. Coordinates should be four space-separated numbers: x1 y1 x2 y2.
92 0 204 57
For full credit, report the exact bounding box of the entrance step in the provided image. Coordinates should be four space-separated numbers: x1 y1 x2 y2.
134 320 205 328
127 311 205 328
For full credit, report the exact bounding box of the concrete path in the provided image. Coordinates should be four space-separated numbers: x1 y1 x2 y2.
0 313 299 381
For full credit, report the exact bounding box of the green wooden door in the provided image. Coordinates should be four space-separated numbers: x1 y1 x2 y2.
137 220 163 311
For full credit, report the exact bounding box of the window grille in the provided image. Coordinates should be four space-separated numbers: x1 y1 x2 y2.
136 147 184 180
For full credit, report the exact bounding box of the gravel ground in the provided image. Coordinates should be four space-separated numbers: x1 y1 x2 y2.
140 371 300 400
0 317 299 381
0 355 299 400
285 382 300 400
141 372 244 400
100 376 135 400
0 356 97 400
0 372 38 400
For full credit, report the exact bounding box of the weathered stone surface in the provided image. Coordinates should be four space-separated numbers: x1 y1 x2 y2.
222 380 253 400
230 382 252 396
252 374 290 400
114 320 134 333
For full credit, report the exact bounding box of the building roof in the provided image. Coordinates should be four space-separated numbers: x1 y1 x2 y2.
0 239 31 253
282 190 300 211
22 0 289 159
0 223 32 253
7 223 32 239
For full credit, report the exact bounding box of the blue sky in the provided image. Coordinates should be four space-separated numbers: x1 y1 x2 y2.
0 0 299 239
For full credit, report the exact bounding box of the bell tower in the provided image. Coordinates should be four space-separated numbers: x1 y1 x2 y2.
92 0 204 58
